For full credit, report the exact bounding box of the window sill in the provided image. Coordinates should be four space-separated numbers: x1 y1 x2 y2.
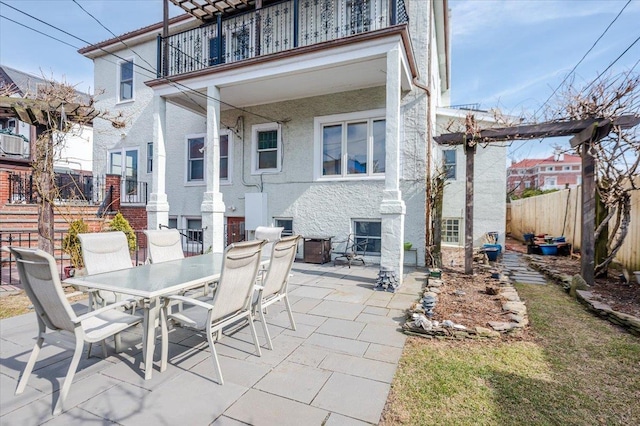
316 175 385 182
184 181 206 187
116 99 135 106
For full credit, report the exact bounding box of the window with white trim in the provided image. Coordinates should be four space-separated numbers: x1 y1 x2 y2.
187 135 204 182
442 218 460 243
220 132 231 182
316 110 385 179
252 123 281 173
275 218 293 236
353 220 381 254
146 142 153 173
118 59 134 102
443 149 456 180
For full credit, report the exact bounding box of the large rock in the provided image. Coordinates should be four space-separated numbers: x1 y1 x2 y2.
569 274 590 298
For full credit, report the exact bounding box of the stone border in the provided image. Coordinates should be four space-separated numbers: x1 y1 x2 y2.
527 256 640 337
402 269 529 340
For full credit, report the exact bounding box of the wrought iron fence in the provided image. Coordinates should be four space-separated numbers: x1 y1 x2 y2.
7 171 103 205
161 0 409 77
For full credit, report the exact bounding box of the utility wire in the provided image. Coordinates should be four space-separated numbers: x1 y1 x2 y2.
533 0 632 120
0 0 282 123
580 34 640 94
0 14 81 50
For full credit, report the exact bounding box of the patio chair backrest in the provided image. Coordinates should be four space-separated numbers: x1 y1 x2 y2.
213 239 265 319
144 229 184 263
262 235 300 297
79 231 133 275
254 226 284 258
6 247 76 332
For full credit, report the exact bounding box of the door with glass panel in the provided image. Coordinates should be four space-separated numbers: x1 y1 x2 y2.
109 148 140 203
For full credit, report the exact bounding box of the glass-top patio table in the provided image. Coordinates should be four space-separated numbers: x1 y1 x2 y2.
64 253 226 380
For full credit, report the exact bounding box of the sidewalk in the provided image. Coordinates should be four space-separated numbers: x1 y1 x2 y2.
0 262 423 425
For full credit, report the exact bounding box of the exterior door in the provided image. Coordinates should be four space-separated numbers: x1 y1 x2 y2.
109 148 139 203
226 217 245 246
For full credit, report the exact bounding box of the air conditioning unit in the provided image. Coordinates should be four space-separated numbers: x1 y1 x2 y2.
0 133 27 157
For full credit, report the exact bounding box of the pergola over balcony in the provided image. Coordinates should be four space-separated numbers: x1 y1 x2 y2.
158 0 409 79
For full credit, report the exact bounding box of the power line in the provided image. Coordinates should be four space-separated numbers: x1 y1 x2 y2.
580 34 640 94
533 0 632 120
0 14 81 50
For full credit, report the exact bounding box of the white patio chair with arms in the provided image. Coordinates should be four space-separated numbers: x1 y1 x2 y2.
254 235 301 350
254 226 284 259
143 229 184 264
78 231 136 311
161 239 266 385
3 246 142 415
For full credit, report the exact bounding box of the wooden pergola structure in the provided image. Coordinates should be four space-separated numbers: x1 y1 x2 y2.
434 114 640 283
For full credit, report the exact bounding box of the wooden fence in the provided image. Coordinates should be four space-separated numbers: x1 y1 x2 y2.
510 177 640 272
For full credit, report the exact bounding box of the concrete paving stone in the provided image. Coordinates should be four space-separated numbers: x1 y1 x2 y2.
225 389 329 426
324 412 373 426
0 343 73 381
316 318 366 339
304 334 369 357
312 372 390 424
358 323 406 348
308 300 365 321
36 406 111 426
386 293 419 310
324 286 374 304
364 298 390 309
190 353 271 388
362 306 390 316
354 312 404 326
254 361 331 404
0 370 46 417
212 415 253 426
319 352 396 383
289 286 334 300
0 337 26 357
279 311 327 328
291 297 323 313
286 345 329 368
248 334 305 367
364 343 404 364
280 322 319 340
367 290 394 302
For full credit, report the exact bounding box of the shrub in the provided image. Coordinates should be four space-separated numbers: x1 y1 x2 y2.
62 219 89 268
108 212 136 252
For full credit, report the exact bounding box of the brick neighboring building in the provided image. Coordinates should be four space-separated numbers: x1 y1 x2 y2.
507 152 582 196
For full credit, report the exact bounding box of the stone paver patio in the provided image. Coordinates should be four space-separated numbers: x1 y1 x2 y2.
0 262 423 425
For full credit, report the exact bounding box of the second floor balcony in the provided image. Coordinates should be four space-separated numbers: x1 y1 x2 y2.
160 0 408 78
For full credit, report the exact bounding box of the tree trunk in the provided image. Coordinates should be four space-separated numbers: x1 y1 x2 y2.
594 190 608 278
35 129 55 254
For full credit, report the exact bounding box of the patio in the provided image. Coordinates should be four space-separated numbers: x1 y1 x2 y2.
0 261 423 425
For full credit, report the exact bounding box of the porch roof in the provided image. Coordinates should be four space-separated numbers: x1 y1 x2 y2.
170 0 256 21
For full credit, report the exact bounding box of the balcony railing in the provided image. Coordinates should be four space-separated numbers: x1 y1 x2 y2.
159 0 408 78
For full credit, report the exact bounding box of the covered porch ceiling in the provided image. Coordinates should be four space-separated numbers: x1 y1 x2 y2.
170 0 256 20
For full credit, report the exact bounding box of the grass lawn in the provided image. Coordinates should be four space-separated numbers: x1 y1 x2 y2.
381 282 640 425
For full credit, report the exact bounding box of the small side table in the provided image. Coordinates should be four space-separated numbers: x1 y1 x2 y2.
303 237 332 264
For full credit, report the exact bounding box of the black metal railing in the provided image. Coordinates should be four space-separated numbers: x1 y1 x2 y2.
120 180 148 205
7 171 104 205
159 0 408 78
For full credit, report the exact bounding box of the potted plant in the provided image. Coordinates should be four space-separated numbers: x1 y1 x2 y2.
404 242 413 251
62 219 89 277
108 212 137 253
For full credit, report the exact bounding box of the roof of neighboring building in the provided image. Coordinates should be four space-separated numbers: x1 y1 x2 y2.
0 65 91 104
509 154 581 169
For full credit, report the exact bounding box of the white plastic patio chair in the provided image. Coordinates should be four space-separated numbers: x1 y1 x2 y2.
254 235 301 350
254 226 284 259
161 239 266 385
78 231 136 310
4 246 142 415
143 229 184 264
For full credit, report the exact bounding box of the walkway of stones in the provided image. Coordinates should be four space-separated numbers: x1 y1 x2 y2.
500 251 548 285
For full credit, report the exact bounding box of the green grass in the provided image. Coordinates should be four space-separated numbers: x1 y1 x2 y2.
382 283 640 425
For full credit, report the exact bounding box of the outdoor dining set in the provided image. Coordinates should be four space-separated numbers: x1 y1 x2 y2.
1 226 299 415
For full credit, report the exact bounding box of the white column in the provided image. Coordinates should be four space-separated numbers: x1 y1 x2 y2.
146 94 170 229
380 45 406 282
201 85 226 253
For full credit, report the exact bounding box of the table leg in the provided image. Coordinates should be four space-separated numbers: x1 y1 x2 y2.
142 298 159 380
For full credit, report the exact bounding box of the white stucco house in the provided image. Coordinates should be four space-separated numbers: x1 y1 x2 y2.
435 107 508 249
79 0 463 283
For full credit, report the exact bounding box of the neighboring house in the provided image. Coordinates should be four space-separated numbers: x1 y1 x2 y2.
507 151 582 196
435 107 508 248
0 65 94 174
79 0 452 281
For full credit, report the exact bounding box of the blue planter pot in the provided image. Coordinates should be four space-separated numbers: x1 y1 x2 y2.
540 244 558 255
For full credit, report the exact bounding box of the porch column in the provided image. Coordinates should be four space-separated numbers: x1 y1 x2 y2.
147 94 170 229
201 84 226 253
379 45 406 285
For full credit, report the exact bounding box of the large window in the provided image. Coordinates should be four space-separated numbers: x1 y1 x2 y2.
354 220 381 254
443 149 456 180
187 135 204 182
316 110 385 179
118 59 134 102
442 218 460 244
252 123 281 174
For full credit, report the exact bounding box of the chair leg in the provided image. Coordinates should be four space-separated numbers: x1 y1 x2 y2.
206 329 224 385
247 315 262 357
257 302 273 350
284 295 297 331
53 338 84 415
15 336 43 394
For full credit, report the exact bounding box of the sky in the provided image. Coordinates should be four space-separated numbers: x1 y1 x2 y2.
1 0 639 162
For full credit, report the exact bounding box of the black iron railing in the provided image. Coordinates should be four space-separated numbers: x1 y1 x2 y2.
159 0 408 78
